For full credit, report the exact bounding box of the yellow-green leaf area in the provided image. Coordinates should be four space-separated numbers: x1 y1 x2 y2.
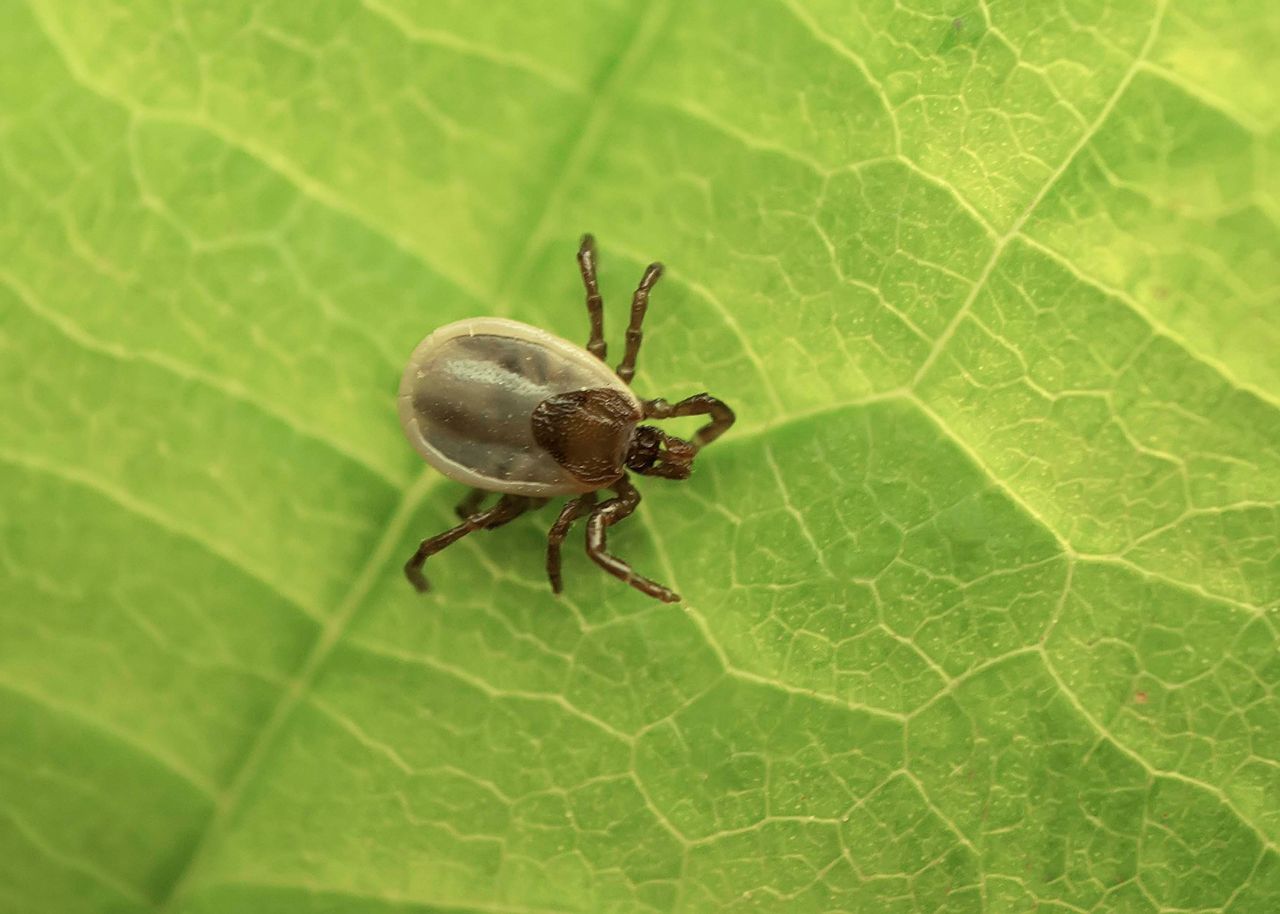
2 2 1278 913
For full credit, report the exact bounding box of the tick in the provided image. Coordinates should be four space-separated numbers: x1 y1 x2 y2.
398 234 735 603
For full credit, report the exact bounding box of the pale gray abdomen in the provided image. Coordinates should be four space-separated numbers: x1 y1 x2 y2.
398 318 641 496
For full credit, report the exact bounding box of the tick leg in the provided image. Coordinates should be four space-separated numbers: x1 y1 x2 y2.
643 393 736 449
454 488 488 520
405 495 531 593
577 234 607 361
584 475 679 603
615 262 663 385
545 492 596 594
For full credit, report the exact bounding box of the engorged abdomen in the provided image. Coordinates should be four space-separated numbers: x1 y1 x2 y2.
397 323 639 496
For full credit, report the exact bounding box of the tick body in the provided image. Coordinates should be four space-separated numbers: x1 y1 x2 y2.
400 318 642 497
398 235 735 603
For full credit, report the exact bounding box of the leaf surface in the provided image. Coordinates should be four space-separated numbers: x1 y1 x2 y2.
2 1 1279 912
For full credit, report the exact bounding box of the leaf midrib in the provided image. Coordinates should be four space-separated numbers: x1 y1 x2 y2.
147 3 676 908
23 0 1276 907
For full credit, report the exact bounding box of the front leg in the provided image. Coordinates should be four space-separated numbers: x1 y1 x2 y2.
643 394 736 449
584 476 679 603
577 234 607 361
616 262 663 385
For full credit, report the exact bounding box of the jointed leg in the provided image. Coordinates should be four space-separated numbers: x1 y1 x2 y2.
643 394 736 449
454 488 487 520
405 495 532 592
616 262 663 385
577 234 606 361
545 492 596 594
585 476 679 603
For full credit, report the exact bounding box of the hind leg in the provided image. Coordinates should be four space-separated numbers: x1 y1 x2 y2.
405 495 533 593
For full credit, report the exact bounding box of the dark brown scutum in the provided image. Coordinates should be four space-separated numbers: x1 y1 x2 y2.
531 387 641 486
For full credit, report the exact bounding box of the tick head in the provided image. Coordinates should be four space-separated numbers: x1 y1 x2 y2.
626 425 694 480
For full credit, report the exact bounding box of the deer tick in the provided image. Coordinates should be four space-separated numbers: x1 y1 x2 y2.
398 234 735 602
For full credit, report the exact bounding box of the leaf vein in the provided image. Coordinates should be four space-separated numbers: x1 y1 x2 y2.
1039 647 1280 854
0 677 219 801
0 271 405 488
23 0 492 303
1014 233 1280 411
0 806 152 907
0 447 322 623
152 6 672 904
911 0 1170 387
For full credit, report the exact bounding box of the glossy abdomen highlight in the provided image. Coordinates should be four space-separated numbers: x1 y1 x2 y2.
398 318 640 496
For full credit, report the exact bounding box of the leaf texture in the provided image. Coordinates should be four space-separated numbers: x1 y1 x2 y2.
1 1 1278 912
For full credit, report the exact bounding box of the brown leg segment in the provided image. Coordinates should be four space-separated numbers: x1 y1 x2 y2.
454 488 488 520
545 492 597 594
615 262 663 385
584 476 679 603
643 394 736 449
577 234 607 361
405 495 531 593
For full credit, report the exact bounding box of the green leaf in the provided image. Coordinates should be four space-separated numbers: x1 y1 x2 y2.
2 1 1278 912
